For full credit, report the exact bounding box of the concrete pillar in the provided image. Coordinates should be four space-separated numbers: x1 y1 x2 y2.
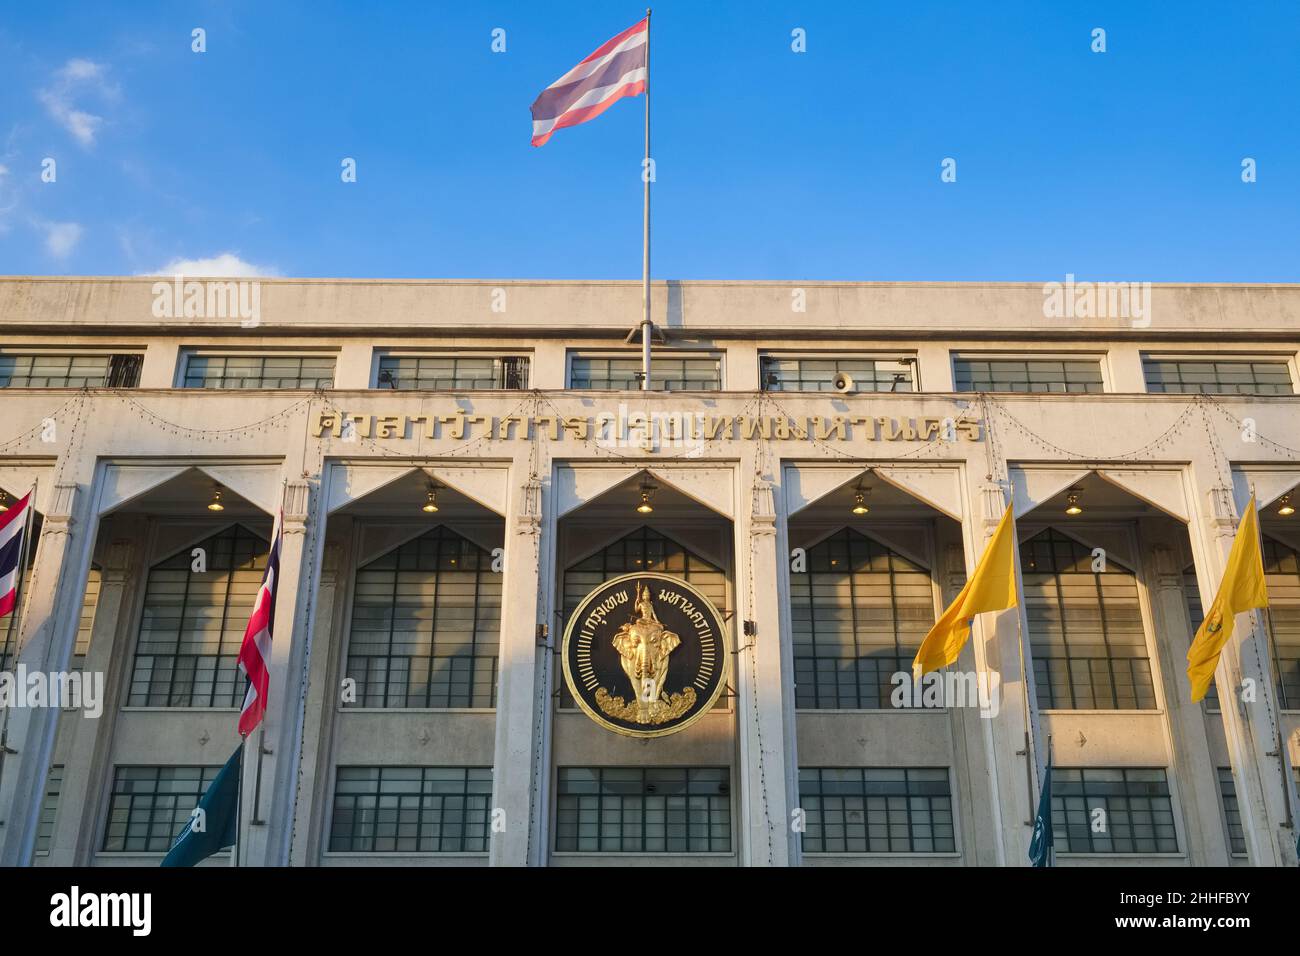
1189 478 1298 866
491 470 547 865
733 466 797 865
0 480 95 866
47 539 137 865
287 537 346 865
1144 533 1229 864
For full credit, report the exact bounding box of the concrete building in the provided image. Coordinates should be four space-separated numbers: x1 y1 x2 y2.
0 275 1297 867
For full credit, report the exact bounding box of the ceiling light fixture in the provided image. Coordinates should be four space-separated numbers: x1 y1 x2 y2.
1279 494 1295 517
636 482 657 514
1065 490 1082 516
852 485 870 516
207 486 225 512
422 484 440 514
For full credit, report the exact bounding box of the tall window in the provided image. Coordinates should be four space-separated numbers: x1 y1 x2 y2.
954 356 1104 394
1261 537 1300 709
1183 565 1219 710
181 353 335 389
798 767 956 854
102 765 222 853
0 352 141 388
1022 529 1156 710
346 526 501 708
555 767 731 853
1217 768 1247 856
72 567 101 672
1143 357 1294 395
328 767 492 853
760 356 914 392
376 355 529 390
562 527 727 709
35 766 63 854
128 525 268 708
790 528 935 709
569 354 721 391
1052 768 1178 854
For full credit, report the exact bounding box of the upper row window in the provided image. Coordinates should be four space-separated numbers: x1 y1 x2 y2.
376 354 529 390
761 355 914 392
1143 357 1294 395
954 356 1104 394
569 354 721 391
180 353 335 390
0 353 142 388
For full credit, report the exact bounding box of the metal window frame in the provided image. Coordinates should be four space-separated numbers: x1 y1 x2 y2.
1141 352 1297 396
344 524 501 710
372 350 533 390
1051 767 1179 854
758 352 918 393
0 350 138 389
101 764 221 853
951 351 1108 395
552 766 733 854
326 765 494 854
1021 527 1157 710
177 349 338 390
796 766 957 854
566 349 724 391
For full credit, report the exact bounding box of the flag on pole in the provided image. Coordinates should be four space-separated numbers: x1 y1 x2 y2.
912 501 1019 678
1187 496 1269 703
161 742 242 867
530 17 648 147
236 512 282 736
0 490 33 618
1027 751 1054 867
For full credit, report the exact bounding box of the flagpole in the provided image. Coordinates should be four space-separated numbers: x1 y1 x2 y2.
640 7 652 392
231 735 246 867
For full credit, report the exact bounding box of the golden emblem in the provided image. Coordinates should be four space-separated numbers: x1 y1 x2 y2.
594 583 697 725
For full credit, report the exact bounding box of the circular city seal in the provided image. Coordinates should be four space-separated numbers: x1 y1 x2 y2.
562 572 728 738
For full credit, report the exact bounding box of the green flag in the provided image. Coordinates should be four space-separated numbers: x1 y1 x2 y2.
161 742 242 867
1027 755 1053 867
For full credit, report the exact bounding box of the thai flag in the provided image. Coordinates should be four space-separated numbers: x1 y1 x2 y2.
0 490 33 618
236 512 282 736
530 17 647 147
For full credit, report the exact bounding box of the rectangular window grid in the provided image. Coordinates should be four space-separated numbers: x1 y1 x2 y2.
182 354 335 389
555 767 731 853
328 766 492 853
1217 767 1247 856
798 767 956 853
954 357 1104 394
1052 768 1178 853
790 528 935 709
1143 358 1294 395
376 355 528 390
346 526 501 709
1022 529 1156 710
102 765 221 853
570 354 720 391
128 525 268 708
760 356 913 392
36 765 63 854
0 354 121 388
1262 537 1300 710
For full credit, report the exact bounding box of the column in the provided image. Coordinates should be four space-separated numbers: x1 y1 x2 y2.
734 469 797 866
490 471 547 865
0 481 94 866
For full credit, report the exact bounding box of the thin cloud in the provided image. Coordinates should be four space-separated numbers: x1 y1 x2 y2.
40 221 84 258
143 252 280 277
38 58 119 148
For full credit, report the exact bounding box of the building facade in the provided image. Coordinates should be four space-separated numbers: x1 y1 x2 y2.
0 276 1297 867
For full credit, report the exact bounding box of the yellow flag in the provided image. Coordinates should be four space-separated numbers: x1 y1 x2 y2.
1186 496 1269 702
912 501 1018 679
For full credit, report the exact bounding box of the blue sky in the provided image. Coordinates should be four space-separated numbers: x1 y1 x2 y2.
1 1 1296 281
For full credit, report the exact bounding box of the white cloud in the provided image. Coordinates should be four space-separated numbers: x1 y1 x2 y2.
143 252 279 277
41 221 83 258
38 58 118 148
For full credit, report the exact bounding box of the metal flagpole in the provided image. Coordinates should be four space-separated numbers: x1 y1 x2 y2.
640 8 652 391
231 735 246 867
0 481 38 818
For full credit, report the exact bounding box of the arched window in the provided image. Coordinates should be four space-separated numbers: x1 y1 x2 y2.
129 525 268 708
561 526 727 709
346 525 501 709
1021 529 1154 710
789 528 935 709
1262 537 1300 709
